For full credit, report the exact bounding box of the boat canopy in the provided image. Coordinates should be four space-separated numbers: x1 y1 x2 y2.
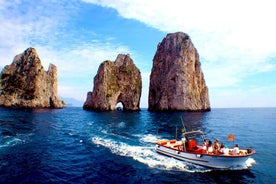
182 130 203 135
182 130 206 141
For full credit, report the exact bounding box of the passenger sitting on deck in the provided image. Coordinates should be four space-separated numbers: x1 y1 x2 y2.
202 139 207 149
181 136 189 150
213 139 220 154
207 140 213 154
202 139 207 151
219 143 226 154
232 144 239 155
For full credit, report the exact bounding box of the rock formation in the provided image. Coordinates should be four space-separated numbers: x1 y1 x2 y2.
0 47 65 108
148 32 210 111
83 54 142 111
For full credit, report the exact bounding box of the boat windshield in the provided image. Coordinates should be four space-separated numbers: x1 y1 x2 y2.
182 130 205 144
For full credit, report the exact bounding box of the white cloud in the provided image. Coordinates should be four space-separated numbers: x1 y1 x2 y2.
0 0 73 67
0 0 135 105
140 72 150 108
210 85 276 108
83 0 276 107
37 41 132 76
83 0 276 87
34 41 134 102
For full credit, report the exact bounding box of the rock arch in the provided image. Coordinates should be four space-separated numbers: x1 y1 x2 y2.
115 102 123 111
83 54 142 111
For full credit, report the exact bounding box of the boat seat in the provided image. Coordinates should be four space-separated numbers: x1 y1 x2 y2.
188 139 197 150
192 148 203 154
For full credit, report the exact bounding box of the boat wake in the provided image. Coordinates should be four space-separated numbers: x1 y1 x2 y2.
139 134 160 144
91 135 210 173
92 133 256 172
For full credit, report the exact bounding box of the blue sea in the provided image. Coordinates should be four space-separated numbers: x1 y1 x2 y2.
0 107 275 183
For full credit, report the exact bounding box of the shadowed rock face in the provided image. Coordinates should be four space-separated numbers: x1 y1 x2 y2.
148 32 210 111
83 54 142 111
0 47 65 108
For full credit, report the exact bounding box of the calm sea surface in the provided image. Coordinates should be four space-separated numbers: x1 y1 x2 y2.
0 107 275 183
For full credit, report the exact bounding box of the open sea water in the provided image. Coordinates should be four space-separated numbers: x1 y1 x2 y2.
0 107 275 183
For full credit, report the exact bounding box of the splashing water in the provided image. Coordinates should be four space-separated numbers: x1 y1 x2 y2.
139 134 161 144
91 136 210 173
0 133 31 149
92 133 256 172
245 158 256 168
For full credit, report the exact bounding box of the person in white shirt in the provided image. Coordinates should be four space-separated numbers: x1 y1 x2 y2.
181 136 189 150
232 144 239 155
207 140 213 154
202 139 207 151
219 143 226 155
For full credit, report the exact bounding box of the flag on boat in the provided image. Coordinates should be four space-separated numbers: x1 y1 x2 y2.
228 134 234 141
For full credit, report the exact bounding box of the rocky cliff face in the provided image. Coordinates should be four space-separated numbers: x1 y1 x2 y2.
148 32 210 111
0 47 65 108
83 54 142 111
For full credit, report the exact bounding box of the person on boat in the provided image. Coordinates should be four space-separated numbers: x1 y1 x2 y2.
232 144 239 155
181 135 189 150
207 140 213 154
219 143 226 154
202 139 208 151
213 139 220 154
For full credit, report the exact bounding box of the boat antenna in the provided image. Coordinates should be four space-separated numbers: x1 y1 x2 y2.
180 116 187 133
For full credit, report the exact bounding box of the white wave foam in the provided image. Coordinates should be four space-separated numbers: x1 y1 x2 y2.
0 137 24 149
117 121 126 128
245 158 256 167
230 158 256 170
68 132 74 136
87 121 94 126
0 133 32 149
99 129 133 141
139 134 160 144
91 136 209 173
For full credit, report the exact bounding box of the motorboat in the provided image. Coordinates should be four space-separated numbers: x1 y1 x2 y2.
155 130 256 169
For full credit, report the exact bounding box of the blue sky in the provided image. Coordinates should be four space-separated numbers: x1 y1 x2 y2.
1 0 276 108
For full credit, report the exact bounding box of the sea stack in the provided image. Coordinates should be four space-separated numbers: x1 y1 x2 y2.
0 47 65 108
148 32 210 111
83 54 142 111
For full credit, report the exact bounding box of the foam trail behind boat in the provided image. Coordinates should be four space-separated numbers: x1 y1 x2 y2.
139 134 160 144
91 136 209 173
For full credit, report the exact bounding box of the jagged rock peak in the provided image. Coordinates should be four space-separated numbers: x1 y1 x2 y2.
83 54 142 111
148 32 210 111
0 47 65 108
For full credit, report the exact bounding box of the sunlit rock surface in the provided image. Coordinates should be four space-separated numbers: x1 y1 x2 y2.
0 48 65 108
83 54 142 111
148 32 210 111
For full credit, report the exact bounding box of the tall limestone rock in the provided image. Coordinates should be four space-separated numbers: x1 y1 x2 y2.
148 32 210 111
83 54 142 111
0 47 65 108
